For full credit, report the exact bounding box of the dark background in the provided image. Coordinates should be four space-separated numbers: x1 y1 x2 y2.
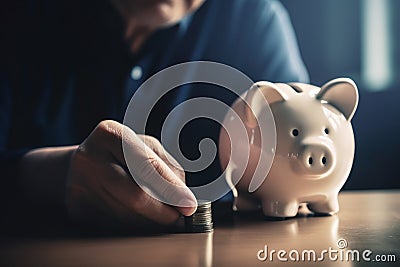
2 0 398 191
281 0 400 189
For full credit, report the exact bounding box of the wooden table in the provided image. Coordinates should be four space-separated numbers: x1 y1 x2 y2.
0 191 399 266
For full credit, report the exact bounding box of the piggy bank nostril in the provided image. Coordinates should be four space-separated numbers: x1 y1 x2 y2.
322 156 327 165
308 157 313 165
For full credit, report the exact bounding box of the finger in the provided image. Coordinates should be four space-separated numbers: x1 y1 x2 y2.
117 154 197 216
68 147 182 226
137 134 185 182
113 122 197 214
86 121 197 215
134 156 197 215
101 162 183 224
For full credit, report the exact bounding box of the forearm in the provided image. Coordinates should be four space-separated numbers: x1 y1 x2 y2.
18 145 78 209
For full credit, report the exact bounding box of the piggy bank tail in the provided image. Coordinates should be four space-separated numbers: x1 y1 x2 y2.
225 166 260 211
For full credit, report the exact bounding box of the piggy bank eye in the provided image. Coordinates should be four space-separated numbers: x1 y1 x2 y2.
291 128 299 137
324 128 329 135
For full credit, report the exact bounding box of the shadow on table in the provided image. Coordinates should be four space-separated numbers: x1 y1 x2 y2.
1 200 335 241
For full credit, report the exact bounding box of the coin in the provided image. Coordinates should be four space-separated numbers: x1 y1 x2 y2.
184 200 213 233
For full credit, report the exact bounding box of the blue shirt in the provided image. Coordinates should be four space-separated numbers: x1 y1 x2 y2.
0 0 308 188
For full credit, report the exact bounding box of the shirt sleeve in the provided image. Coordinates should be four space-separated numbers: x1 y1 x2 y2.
233 0 310 83
260 0 309 82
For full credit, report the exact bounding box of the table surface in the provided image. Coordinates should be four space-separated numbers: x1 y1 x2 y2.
1 190 399 267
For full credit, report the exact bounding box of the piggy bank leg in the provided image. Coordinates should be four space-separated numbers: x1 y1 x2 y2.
308 196 339 215
262 199 299 217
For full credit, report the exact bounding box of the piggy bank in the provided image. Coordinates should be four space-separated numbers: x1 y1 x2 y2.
219 78 358 217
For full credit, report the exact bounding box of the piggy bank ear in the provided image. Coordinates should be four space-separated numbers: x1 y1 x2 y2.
245 81 287 128
317 78 359 121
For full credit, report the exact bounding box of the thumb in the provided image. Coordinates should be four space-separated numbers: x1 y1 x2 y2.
123 129 197 216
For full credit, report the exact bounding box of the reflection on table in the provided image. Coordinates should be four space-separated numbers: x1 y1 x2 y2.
0 191 398 267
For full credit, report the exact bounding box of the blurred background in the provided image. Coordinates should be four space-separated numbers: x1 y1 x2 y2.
281 0 400 189
2 0 398 191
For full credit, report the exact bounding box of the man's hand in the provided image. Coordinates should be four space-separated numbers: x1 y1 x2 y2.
19 120 197 229
66 120 197 228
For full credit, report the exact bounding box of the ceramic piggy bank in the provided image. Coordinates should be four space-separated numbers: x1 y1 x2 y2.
219 78 358 217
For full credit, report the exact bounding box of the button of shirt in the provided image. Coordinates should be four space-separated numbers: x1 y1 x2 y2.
131 66 143 80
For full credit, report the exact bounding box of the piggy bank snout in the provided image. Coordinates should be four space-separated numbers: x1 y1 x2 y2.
299 141 336 177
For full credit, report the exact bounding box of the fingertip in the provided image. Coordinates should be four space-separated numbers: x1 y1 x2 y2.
177 198 198 216
179 206 197 216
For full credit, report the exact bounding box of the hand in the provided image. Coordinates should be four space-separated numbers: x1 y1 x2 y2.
66 120 197 229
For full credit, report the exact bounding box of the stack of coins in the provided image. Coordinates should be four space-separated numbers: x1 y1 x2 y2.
185 200 213 233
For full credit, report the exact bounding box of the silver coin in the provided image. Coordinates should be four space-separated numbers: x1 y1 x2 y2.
188 223 214 233
184 200 214 233
186 222 212 225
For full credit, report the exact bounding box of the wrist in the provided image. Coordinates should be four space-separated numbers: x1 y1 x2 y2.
18 145 78 209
